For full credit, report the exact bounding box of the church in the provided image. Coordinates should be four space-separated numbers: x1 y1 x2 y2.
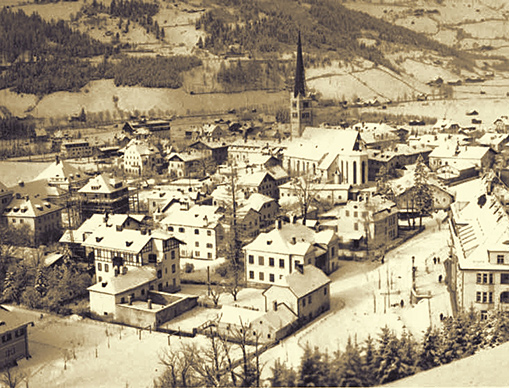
283 33 368 186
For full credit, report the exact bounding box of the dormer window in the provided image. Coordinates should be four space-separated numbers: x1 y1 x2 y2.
96 237 103 243
126 241 133 247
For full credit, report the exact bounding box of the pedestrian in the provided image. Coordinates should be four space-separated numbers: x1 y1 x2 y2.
381 256 385 264
433 257 437 265
440 313 444 321
400 299 404 308
438 274 443 283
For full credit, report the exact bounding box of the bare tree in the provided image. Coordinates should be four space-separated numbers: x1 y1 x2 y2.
209 283 223 307
289 173 322 224
0 368 24 388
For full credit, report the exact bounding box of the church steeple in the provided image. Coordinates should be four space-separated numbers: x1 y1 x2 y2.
290 31 313 138
294 31 306 98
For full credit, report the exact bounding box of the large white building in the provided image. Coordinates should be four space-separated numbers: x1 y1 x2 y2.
244 221 339 286
159 205 225 260
123 139 162 176
449 185 509 316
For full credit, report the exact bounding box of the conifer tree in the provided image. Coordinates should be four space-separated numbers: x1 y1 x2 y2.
375 326 403 384
361 335 377 387
340 336 363 387
270 359 297 387
417 327 442 371
298 344 328 387
413 155 432 228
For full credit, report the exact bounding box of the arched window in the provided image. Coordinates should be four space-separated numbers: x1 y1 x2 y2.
353 161 357 184
361 161 366 183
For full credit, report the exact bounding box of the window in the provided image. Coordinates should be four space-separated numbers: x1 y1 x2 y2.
259 272 264 281
207 230 212 236
308 295 312 304
172 264 176 273
168 226 174 232
354 223 359 231
269 273 275 282
483 292 487 303
98 263 102 271
489 292 493 303
258 256 264 266
194 229 199 235
279 259 285 268
477 273 482 284
195 242 199 247
157 270 162 279
324 287 327 295
476 292 481 303
354 211 358 217
207 252 212 259
481 310 488 321
206 243 213 248
269 258 274 267
345 210 349 217
483 274 488 284
501 273 509 284
498 255 504 264
105 264 109 272
249 271 254 279
179 227 185 233
489 273 494 284
302 298 306 307
195 251 200 257
248 255 254 264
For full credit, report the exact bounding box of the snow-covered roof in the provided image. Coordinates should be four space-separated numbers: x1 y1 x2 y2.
282 265 330 298
160 205 223 228
88 267 156 295
78 174 125 194
429 145 491 161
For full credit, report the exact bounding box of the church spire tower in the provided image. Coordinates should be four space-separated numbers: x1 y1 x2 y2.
290 31 313 138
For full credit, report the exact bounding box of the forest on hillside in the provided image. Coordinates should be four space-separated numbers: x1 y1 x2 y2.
197 0 472 70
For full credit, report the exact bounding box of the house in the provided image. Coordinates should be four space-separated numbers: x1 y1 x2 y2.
159 205 225 260
202 124 227 141
2 195 63 245
244 220 340 286
367 144 432 181
86 226 197 327
242 193 279 229
212 304 297 345
167 151 214 179
79 173 130 220
123 119 171 138
186 140 229 165
0 181 12 215
122 139 162 176
32 128 48 143
352 122 399 150
428 144 494 172
433 119 460 132
320 195 398 252
60 140 93 159
0 309 32 369
478 133 509 153
448 187 509 315
493 116 509 133
283 127 368 186
391 164 455 214
34 156 89 192
228 140 286 165
278 179 351 207
263 264 330 324
59 213 148 260
237 171 279 200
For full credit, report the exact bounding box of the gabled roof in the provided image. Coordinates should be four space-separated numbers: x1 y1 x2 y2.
167 151 209 162
3 196 62 218
9 179 64 200
83 224 152 253
35 158 87 184
237 171 274 187
261 303 298 330
160 205 223 228
124 139 160 157
78 173 125 194
88 267 156 295
244 223 319 256
283 265 330 298
429 145 491 161
0 161 52 187
241 193 276 212
283 128 361 160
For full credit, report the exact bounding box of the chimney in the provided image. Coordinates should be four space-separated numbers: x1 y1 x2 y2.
147 299 152 309
18 181 24 187
291 237 296 245
116 225 123 232
55 154 60 164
